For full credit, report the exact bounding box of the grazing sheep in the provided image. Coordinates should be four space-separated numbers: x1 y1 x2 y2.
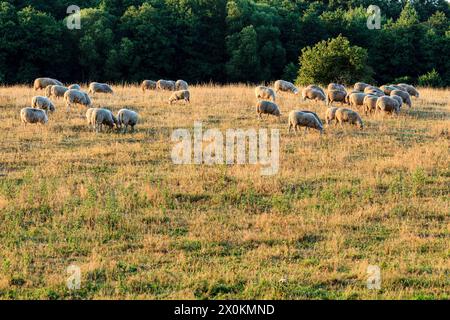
380 85 398 96
363 95 379 114
141 80 156 92
298 110 323 127
169 90 190 104
325 107 340 125
255 86 276 102
68 84 81 90
354 82 370 92
397 83 419 98
390 90 412 108
64 89 92 112
175 80 189 91
20 107 48 124
335 108 364 129
117 109 139 132
44 85 53 98
33 78 63 90
364 86 383 95
345 90 360 104
306 85 325 96
288 111 323 134
274 80 299 95
90 108 117 132
31 96 55 112
86 108 98 126
256 100 281 119
327 89 347 105
156 80 176 91
88 82 113 94
328 83 346 91
349 92 367 108
376 96 401 115
301 88 326 102
50 85 69 98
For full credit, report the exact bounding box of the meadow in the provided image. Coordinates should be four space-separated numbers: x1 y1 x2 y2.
0 84 448 299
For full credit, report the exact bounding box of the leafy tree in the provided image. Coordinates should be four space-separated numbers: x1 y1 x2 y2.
418 69 444 87
296 35 373 86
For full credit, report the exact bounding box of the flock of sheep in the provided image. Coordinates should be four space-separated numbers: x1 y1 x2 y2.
254 80 420 134
21 77 192 132
21 76 420 136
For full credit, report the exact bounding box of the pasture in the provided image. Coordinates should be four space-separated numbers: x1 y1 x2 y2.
0 84 448 299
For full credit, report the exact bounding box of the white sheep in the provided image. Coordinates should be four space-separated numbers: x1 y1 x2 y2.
157 80 176 91
88 82 113 94
288 110 324 134
354 82 370 92
328 83 346 91
44 85 53 98
169 90 190 104
175 80 189 91
327 89 347 105
141 80 156 92
376 96 401 115
256 100 281 119
33 78 63 90
397 83 419 98
64 89 92 112
390 90 412 108
348 92 367 108
117 109 139 132
302 87 326 102
50 85 69 98
20 107 48 124
274 80 299 95
90 108 117 132
86 108 98 126
31 96 56 113
363 95 379 114
335 108 364 129
255 86 276 102
325 107 340 125
68 84 81 90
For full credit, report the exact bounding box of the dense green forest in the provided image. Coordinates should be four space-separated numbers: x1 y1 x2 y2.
0 0 449 85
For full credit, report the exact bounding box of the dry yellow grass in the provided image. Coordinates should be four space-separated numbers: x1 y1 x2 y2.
0 84 449 300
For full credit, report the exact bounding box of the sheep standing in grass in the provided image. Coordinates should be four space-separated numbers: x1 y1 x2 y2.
175 80 189 91
354 82 370 92
390 90 412 108
274 80 299 95
69 84 81 90
345 90 360 104
256 100 281 119
31 96 55 112
397 84 419 98
348 92 367 108
298 110 323 127
364 86 384 96
327 89 347 105
363 95 379 115
20 107 48 124
64 89 92 112
44 85 53 98
86 108 98 126
90 108 117 132
302 87 326 102
255 86 276 102
380 85 398 95
169 90 190 104
325 107 340 125
88 82 113 95
335 108 364 129
306 85 325 96
157 80 176 91
328 83 346 91
51 85 69 98
288 110 323 134
376 96 401 115
33 78 63 90
141 80 156 92
117 109 139 132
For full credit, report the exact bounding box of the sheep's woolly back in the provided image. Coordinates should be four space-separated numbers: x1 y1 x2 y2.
274 80 298 94
256 100 280 117
354 82 370 92
89 82 113 94
20 107 48 124
288 111 323 133
302 88 326 101
117 109 139 127
255 86 276 102
335 108 364 128
175 80 189 91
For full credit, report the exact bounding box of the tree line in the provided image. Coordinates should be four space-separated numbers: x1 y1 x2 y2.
0 0 449 86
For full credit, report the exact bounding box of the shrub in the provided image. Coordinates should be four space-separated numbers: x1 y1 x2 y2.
418 69 444 87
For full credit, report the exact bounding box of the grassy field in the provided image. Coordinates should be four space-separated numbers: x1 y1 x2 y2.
0 84 448 300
